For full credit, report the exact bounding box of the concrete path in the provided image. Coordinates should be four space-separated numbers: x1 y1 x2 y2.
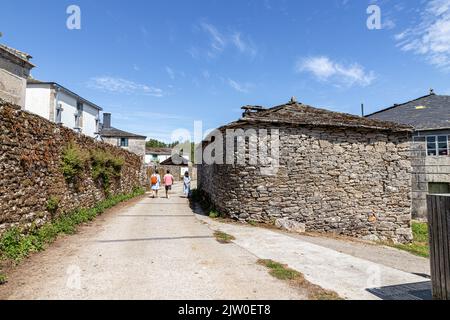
0 183 306 300
197 215 431 300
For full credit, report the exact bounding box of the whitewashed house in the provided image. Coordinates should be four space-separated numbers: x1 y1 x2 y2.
145 147 172 164
26 79 102 138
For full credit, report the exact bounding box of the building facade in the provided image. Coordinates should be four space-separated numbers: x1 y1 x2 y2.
145 147 172 165
367 91 450 219
0 44 35 107
198 100 413 243
100 113 146 157
26 80 102 138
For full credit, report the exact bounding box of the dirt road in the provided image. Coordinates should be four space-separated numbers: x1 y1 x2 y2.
0 184 306 300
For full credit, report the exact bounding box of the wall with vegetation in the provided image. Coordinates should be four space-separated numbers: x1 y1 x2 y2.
0 101 144 236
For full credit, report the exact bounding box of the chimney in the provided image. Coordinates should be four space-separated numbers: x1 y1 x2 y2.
430 88 435 95
103 113 111 129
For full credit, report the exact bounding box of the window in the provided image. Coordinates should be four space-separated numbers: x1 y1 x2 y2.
75 102 83 129
427 136 449 156
429 183 450 195
55 103 63 124
119 138 129 147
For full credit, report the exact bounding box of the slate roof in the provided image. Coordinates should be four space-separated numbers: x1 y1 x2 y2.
100 127 146 139
27 79 103 110
219 100 413 132
160 154 189 166
366 93 450 131
146 147 173 155
0 44 35 67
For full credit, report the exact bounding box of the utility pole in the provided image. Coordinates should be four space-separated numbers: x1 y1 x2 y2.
361 103 365 117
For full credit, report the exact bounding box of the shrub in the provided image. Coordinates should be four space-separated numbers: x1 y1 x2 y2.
46 196 60 214
91 149 125 193
61 142 88 182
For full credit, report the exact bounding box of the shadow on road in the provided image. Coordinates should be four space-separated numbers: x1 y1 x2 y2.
96 235 214 243
367 281 432 300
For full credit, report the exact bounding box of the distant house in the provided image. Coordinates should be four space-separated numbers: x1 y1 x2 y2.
367 90 450 218
145 147 172 164
100 113 146 157
159 154 193 181
26 80 102 138
0 44 35 107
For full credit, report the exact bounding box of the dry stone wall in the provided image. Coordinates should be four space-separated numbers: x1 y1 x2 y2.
198 124 413 243
0 101 144 235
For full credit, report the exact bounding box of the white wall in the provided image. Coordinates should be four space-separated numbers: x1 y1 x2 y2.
58 90 78 131
82 103 99 137
144 154 171 164
25 85 52 120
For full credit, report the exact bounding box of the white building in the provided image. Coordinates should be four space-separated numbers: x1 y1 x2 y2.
145 147 172 165
26 80 102 138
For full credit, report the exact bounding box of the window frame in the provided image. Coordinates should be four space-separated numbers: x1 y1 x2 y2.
119 138 129 147
426 135 449 156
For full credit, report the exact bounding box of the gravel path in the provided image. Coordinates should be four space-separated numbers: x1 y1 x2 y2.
0 184 306 300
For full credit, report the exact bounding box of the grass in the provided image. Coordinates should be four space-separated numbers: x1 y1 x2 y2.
0 187 145 271
209 210 221 219
214 231 236 244
0 273 6 285
390 221 430 258
257 259 342 300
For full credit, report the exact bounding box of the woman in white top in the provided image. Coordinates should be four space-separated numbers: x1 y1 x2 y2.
150 171 161 198
183 171 191 198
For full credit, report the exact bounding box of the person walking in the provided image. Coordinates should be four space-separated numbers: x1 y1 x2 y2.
183 171 191 198
163 170 174 199
150 170 161 198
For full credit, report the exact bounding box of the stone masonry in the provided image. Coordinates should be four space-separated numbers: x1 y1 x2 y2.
0 101 144 236
198 102 413 243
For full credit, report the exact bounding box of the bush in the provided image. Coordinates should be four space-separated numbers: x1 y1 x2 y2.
46 196 60 214
91 149 125 193
61 142 89 182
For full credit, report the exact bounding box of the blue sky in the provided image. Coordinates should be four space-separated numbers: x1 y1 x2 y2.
1 0 449 141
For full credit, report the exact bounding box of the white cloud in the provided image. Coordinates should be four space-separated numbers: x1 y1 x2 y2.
228 78 253 93
395 0 450 69
200 22 226 54
296 56 375 87
231 32 257 57
88 76 164 97
166 66 175 80
195 22 258 59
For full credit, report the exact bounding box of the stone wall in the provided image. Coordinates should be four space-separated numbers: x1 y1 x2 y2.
198 124 413 243
0 101 144 235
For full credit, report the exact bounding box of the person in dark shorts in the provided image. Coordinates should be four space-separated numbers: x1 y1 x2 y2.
163 170 174 199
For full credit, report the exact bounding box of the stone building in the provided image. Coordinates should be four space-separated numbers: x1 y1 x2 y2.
100 113 146 158
198 100 414 243
26 79 102 138
159 154 196 181
367 90 450 219
0 44 35 107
